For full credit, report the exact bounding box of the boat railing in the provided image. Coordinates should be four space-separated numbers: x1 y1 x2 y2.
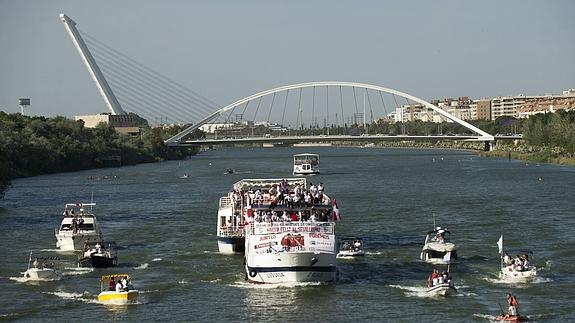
219 196 233 209
248 221 335 235
218 226 245 237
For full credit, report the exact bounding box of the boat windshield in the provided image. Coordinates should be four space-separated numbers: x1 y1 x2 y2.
293 154 319 166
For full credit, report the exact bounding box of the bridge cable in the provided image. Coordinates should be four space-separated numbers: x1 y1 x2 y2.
297 88 302 129
82 32 220 110
82 33 219 118
98 65 193 122
365 88 374 124
94 58 195 122
326 85 330 127
339 86 344 127
378 91 388 117
280 90 289 128
266 92 276 124
252 96 263 125
352 87 359 114
312 86 316 128
87 44 208 121
240 101 250 122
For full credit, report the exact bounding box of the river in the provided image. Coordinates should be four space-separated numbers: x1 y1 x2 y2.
1 147 574 321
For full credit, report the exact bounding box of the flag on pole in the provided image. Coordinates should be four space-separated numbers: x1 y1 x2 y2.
443 252 451 264
497 235 503 254
332 199 341 221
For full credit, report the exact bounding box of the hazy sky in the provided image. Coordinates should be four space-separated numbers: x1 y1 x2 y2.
1 0 574 121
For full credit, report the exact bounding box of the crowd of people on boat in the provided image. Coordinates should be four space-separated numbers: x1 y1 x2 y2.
427 268 454 287
502 252 531 272
108 276 134 292
83 241 111 258
225 180 336 227
32 257 55 269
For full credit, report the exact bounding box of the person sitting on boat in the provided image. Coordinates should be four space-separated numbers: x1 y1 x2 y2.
436 230 445 243
121 276 129 291
115 280 123 292
507 293 519 316
32 258 40 269
353 240 362 251
514 255 524 271
95 242 102 254
109 278 116 291
503 252 512 266
522 254 530 269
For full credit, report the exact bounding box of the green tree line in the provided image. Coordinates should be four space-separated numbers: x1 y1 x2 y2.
0 112 198 199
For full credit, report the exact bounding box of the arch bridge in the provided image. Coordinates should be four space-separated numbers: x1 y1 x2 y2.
165 81 495 147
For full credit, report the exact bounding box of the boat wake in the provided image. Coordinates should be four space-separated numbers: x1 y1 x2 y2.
388 284 436 298
152 258 162 262
134 263 149 270
482 275 551 286
45 291 100 304
231 280 327 289
364 251 383 256
62 267 93 276
9 275 61 283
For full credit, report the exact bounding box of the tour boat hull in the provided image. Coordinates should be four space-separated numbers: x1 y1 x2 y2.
56 232 101 251
426 283 457 296
218 236 245 254
98 290 139 304
78 254 117 268
23 268 59 281
245 252 337 284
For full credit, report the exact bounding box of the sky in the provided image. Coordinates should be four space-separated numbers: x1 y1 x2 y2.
1 0 574 122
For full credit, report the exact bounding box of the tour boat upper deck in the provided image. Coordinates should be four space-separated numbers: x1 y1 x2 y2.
55 203 102 251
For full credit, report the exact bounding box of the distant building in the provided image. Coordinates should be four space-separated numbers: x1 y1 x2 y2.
75 113 148 136
475 100 491 120
516 94 575 118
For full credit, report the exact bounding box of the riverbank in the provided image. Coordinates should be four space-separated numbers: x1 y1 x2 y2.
480 150 575 166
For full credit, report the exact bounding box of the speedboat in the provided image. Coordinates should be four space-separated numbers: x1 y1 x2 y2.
23 251 60 281
241 178 338 284
336 237 365 258
78 241 117 268
497 235 537 281
293 153 320 175
55 203 103 251
426 268 456 296
420 227 457 265
98 274 139 305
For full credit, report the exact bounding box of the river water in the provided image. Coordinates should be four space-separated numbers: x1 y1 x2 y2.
1 147 574 322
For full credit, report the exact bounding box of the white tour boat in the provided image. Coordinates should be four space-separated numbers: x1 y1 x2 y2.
293 153 320 176
217 186 246 254
23 251 60 281
336 237 365 258
497 236 537 281
55 203 103 251
420 227 457 265
239 178 338 284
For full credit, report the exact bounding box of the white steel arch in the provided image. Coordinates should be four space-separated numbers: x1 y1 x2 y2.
165 81 494 144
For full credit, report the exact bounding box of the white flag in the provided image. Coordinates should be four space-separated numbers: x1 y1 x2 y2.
497 235 503 254
443 252 451 264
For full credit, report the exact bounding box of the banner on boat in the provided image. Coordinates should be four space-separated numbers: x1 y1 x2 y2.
250 232 335 254
252 223 334 235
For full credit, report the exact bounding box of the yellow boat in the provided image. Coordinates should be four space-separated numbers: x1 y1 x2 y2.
97 274 139 304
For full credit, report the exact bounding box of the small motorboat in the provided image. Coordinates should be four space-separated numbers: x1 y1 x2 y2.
78 241 117 268
293 153 320 175
337 237 365 258
426 268 456 296
23 251 60 281
180 173 190 179
55 202 103 251
497 236 537 282
224 168 235 174
98 274 139 305
420 226 457 265
426 282 457 296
